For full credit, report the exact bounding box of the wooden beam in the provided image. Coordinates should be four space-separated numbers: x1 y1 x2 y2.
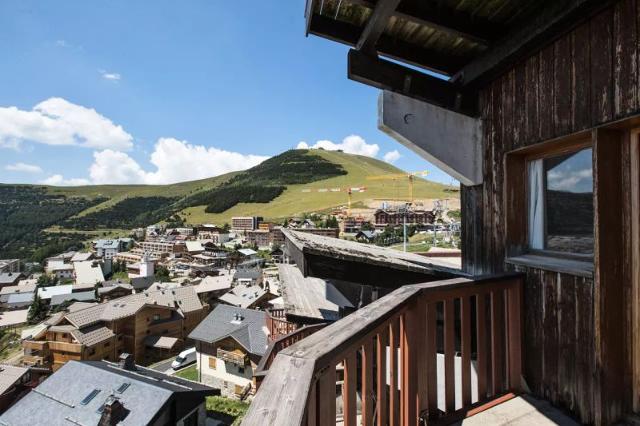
309 14 468 75
455 0 618 87
347 0 495 46
356 0 401 54
348 49 478 116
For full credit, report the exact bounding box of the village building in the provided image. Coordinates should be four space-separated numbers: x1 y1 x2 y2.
231 216 263 232
93 239 131 259
189 305 268 400
196 224 231 244
0 357 216 425
0 272 23 288
0 365 33 414
0 259 20 274
218 284 274 310
22 287 207 371
373 207 436 228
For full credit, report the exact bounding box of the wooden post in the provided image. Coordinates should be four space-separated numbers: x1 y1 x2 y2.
376 329 388 426
490 290 505 396
344 352 358 426
318 365 337 426
362 339 374 426
461 295 472 405
426 301 438 415
444 298 455 412
593 128 626 424
507 279 522 391
477 293 487 401
389 319 400 426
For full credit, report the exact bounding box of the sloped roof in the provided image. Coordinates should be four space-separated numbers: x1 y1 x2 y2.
278 264 353 321
218 284 268 309
0 283 36 296
0 360 216 426
185 241 204 253
37 285 73 300
74 261 105 286
70 252 93 262
0 365 29 395
194 275 233 294
50 291 96 307
188 304 268 356
65 287 202 328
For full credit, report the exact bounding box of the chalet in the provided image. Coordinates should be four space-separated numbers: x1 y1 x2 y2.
218 284 274 310
193 274 233 306
22 287 207 370
189 305 268 400
355 229 378 243
373 207 436 227
244 1 640 425
233 265 263 287
0 357 217 425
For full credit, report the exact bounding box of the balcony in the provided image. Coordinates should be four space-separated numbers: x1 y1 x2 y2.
243 274 524 425
266 308 298 341
217 348 248 366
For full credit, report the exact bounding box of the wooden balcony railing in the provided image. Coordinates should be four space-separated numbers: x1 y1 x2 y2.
266 308 298 341
217 348 249 366
242 274 523 426
254 324 327 390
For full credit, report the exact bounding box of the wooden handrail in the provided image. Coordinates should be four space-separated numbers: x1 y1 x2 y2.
242 273 523 426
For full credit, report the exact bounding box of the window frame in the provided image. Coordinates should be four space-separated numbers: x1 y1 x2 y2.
523 140 594 261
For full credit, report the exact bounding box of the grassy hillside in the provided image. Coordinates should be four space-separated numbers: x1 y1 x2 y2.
0 149 458 260
180 150 455 224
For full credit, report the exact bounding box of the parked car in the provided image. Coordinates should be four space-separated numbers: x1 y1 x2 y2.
171 347 196 370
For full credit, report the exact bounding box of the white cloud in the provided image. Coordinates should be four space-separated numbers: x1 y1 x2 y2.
5 162 43 173
383 150 401 164
296 134 379 158
40 174 90 186
0 97 133 150
55 40 67 47
87 138 269 185
100 70 121 81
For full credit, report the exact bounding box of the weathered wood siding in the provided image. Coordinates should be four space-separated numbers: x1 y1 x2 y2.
461 1 639 423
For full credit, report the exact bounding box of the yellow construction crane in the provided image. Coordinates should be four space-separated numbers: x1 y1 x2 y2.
301 186 366 217
366 170 430 203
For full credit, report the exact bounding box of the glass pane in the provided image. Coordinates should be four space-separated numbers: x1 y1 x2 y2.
544 148 593 254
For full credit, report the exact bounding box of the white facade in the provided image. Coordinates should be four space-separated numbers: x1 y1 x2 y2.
196 351 253 399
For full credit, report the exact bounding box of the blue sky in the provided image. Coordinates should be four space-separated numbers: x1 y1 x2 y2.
0 0 455 186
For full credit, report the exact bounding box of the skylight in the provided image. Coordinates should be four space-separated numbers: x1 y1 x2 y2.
80 389 101 405
116 382 130 393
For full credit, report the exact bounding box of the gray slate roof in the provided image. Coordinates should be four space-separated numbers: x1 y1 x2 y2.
189 304 268 356
50 291 96 307
0 360 216 426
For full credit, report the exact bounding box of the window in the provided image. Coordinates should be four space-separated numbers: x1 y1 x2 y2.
208 357 217 369
528 147 594 256
238 366 245 374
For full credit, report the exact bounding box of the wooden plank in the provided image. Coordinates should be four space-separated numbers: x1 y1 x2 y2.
631 131 640 413
461 295 472 406
444 298 455 412
502 70 515 152
344 352 358 426
513 61 526 149
593 128 626 424
356 0 402 53
557 275 577 413
401 307 418 424
613 0 638 117
389 319 400 426
307 381 317 426
347 49 478 116
241 355 316 426
542 271 559 404
539 44 555 141
415 300 428 419
590 8 614 124
507 279 523 392
524 54 540 143
476 293 487 401
571 22 592 131
426 301 438 414
455 0 618 87
553 34 573 136
345 0 496 46
318 364 337 426
490 290 505 396
575 276 595 424
362 339 374 426
376 329 388 426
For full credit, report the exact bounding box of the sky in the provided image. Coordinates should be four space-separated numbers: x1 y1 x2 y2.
0 1 457 186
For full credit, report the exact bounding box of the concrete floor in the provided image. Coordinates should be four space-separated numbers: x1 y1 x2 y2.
454 395 580 426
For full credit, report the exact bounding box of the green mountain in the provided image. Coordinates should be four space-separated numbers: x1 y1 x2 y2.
0 149 457 261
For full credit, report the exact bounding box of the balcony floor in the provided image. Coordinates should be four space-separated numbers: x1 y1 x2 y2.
454 394 579 426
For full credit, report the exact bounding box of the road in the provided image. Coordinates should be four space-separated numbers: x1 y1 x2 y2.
148 357 176 374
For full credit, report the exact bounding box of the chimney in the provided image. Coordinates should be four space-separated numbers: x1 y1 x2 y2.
118 353 136 371
98 396 128 426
